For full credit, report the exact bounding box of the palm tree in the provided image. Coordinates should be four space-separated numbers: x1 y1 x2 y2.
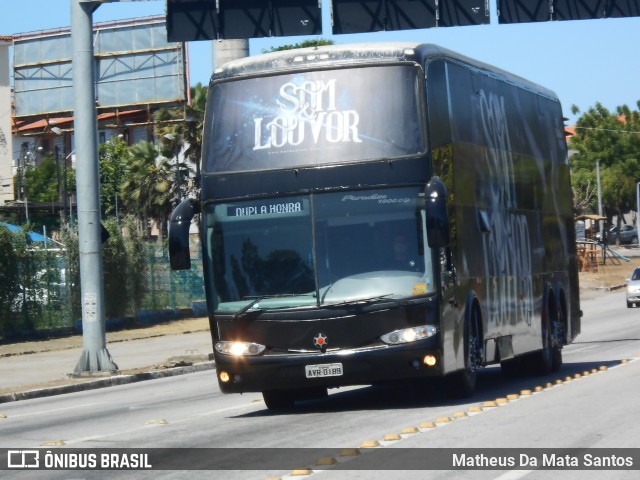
154 82 207 196
120 141 172 238
186 82 207 175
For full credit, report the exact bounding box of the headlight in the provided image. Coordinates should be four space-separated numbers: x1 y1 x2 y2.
380 325 438 345
215 341 266 356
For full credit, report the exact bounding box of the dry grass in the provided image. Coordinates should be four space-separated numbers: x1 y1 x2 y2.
579 255 637 300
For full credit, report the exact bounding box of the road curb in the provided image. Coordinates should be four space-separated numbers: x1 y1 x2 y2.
0 361 215 404
595 284 626 291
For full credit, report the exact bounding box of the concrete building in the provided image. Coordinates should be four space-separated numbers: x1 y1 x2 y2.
0 17 188 221
0 36 13 205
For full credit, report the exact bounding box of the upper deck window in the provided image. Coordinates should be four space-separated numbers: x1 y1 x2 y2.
203 64 425 173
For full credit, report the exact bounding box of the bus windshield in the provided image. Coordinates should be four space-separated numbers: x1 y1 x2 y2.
203 65 425 173
204 186 435 313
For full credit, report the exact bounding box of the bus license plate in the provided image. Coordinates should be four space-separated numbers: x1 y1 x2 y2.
305 363 343 378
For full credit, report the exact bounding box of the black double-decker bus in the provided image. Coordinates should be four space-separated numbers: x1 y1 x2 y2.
169 43 581 409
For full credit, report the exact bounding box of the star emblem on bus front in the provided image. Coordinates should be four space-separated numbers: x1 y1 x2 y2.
313 333 328 349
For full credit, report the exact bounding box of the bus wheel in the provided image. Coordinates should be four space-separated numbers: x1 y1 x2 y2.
551 305 564 373
446 306 482 398
528 301 562 375
262 390 295 410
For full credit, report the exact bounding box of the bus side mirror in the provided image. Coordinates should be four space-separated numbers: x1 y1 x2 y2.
169 198 200 270
424 176 450 249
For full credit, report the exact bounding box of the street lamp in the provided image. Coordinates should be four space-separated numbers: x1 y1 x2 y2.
19 152 29 222
50 126 69 222
63 150 75 223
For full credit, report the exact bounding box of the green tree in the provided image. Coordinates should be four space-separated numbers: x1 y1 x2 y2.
60 224 81 321
11 226 39 331
102 218 130 317
268 39 334 52
13 154 75 234
120 141 172 238
569 101 640 242
99 136 129 218
154 82 207 198
23 154 59 203
183 82 207 191
122 215 147 313
61 218 147 320
0 225 20 335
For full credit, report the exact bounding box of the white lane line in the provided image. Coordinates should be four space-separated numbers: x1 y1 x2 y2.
6 403 103 418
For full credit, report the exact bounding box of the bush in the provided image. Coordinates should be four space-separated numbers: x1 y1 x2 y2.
1 217 201 338
60 224 81 321
0 226 20 337
102 219 130 317
123 216 147 314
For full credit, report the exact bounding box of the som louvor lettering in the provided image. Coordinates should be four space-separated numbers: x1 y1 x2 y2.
254 79 362 151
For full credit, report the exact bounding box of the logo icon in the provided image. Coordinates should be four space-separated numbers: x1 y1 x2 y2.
8 450 40 469
313 333 328 349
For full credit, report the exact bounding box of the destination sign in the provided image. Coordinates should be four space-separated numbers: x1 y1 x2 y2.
227 200 305 217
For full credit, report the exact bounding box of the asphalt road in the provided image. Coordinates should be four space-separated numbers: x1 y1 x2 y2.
1 291 639 480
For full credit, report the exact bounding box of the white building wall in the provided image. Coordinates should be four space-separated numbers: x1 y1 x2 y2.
0 41 14 204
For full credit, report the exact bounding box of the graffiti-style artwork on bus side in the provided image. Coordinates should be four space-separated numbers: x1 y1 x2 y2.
479 90 534 328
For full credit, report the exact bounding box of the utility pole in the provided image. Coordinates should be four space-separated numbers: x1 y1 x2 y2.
637 182 640 229
596 158 603 218
72 0 117 373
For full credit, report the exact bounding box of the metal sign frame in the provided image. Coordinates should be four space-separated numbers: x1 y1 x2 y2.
166 0 323 41
331 0 490 34
13 17 187 118
498 0 640 23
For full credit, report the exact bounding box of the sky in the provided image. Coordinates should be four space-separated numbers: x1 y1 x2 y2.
1 0 639 123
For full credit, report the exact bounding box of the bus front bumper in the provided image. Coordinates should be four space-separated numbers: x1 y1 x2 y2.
214 339 443 394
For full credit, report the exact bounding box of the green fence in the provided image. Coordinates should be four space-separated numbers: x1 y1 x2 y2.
0 239 205 339
7 248 71 335
143 242 205 311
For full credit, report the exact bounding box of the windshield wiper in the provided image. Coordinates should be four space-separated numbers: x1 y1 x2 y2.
322 294 399 309
234 293 315 320
233 297 265 319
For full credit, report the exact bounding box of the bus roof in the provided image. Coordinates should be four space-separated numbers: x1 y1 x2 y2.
211 42 558 102
212 42 419 77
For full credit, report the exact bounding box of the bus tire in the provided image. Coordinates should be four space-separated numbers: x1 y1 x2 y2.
551 295 565 373
446 304 482 398
528 296 562 375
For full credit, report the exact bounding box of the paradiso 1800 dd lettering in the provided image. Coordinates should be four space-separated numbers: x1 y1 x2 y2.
253 79 362 150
